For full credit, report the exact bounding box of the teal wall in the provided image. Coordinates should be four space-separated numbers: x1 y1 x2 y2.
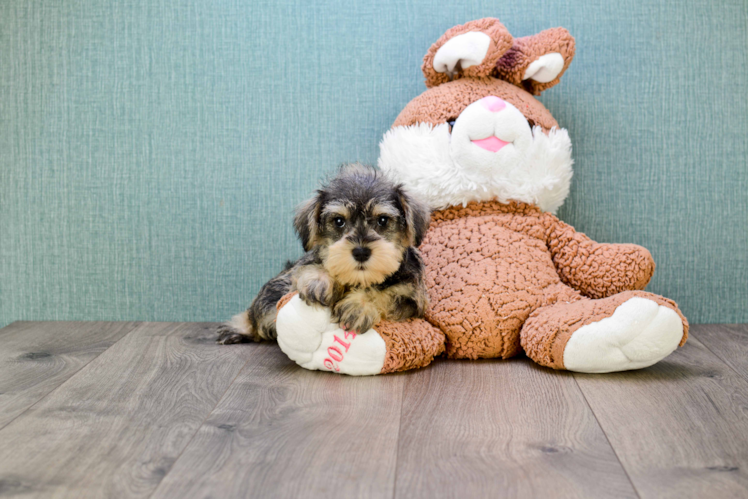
1 0 747 328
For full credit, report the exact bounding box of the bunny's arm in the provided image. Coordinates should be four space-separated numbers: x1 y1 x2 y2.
543 214 655 299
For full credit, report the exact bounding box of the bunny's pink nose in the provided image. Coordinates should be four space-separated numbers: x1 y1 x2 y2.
481 96 506 112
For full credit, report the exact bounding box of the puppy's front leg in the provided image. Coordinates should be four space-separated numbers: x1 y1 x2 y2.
332 289 381 334
294 266 339 307
384 282 429 322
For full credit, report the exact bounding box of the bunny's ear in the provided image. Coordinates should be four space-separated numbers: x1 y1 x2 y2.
495 27 575 95
422 18 513 89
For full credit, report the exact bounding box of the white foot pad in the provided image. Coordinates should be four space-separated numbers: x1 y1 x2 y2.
563 297 684 373
275 295 386 376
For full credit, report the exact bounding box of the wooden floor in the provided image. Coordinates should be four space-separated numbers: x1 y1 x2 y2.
0 323 746 498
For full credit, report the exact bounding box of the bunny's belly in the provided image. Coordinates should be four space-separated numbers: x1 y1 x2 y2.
420 215 575 359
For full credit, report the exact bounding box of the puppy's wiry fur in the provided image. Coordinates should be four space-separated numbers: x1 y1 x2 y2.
217 163 431 344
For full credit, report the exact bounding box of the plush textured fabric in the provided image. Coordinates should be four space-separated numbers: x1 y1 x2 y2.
379 117 573 212
522 290 688 370
378 318 445 373
393 78 559 131
277 17 690 375
423 201 687 361
496 27 576 95
547 219 655 298
368 200 688 373
421 18 576 95
422 18 514 88
1 0 747 328
275 291 444 375
274 292 390 375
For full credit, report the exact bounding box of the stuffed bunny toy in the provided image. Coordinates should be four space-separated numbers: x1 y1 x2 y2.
274 18 688 375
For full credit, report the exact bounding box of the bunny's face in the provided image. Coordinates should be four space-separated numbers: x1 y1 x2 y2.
379 19 576 214
450 95 533 171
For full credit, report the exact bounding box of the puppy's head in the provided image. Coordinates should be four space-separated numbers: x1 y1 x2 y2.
294 163 430 287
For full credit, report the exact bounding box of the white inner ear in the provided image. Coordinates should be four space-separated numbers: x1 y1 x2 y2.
523 52 565 83
433 31 491 76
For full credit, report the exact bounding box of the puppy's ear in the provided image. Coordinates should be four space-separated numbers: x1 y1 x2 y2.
294 192 323 251
397 187 431 247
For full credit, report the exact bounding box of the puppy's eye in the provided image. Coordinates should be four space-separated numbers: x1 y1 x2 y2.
377 216 389 227
447 119 456 131
333 217 345 228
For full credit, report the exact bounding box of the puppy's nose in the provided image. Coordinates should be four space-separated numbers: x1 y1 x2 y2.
352 246 371 263
481 96 506 112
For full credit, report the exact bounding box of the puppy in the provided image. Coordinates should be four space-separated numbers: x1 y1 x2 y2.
217 163 431 344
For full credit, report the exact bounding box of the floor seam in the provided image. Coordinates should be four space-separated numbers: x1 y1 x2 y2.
390 374 407 499
690 331 748 385
148 345 254 499
0 321 143 434
571 373 643 499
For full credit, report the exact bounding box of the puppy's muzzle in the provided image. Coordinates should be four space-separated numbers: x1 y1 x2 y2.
351 246 371 263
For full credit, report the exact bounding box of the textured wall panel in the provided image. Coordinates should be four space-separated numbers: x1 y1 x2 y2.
1 0 746 327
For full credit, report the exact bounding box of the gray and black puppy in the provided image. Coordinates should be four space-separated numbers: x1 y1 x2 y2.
217 163 431 344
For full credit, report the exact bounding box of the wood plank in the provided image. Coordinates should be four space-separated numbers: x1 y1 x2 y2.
574 336 748 498
153 343 404 499
0 322 253 498
394 357 636 498
0 321 138 429
692 324 748 382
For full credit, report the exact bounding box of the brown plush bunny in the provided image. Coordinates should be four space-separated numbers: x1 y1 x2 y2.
275 18 688 376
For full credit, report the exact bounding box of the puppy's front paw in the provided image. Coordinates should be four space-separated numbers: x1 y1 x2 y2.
298 279 333 307
333 298 380 334
387 297 421 322
295 268 336 307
